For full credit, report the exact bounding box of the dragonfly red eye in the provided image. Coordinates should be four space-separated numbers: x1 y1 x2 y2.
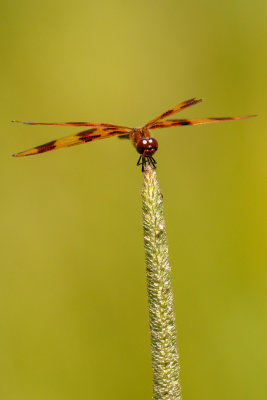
136 137 158 157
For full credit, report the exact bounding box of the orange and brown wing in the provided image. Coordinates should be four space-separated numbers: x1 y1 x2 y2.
146 98 202 128
149 115 256 130
12 126 132 157
12 120 130 129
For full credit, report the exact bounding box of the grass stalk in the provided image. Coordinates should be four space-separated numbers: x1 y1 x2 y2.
142 165 182 400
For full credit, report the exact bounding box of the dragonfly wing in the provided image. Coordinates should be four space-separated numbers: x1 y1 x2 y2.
146 98 202 127
13 127 132 157
149 115 256 129
12 120 130 129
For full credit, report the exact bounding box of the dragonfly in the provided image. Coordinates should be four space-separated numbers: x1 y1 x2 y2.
12 98 254 171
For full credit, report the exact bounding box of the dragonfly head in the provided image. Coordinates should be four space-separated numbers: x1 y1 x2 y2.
136 137 158 157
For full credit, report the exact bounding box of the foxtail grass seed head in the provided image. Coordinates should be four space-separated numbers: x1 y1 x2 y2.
142 165 182 400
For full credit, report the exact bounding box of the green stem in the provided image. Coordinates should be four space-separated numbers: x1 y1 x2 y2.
142 166 182 400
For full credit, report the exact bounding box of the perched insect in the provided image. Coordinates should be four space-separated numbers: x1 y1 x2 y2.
12 98 254 171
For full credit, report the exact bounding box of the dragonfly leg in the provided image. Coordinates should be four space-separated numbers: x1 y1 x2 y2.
137 156 157 171
149 158 157 170
137 155 143 166
150 157 157 167
137 156 146 171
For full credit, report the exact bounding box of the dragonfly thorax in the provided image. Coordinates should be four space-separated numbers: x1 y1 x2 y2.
136 137 158 157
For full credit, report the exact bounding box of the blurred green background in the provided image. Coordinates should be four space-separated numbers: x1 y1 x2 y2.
0 0 266 399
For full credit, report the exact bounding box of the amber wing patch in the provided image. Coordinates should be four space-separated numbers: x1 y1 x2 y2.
13 126 132 157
